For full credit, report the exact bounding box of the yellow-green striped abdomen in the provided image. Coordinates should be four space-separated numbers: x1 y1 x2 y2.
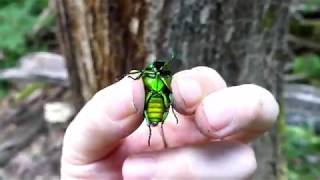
147 95 165 125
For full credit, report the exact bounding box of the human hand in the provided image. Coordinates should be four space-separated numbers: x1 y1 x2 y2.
61 66 279 179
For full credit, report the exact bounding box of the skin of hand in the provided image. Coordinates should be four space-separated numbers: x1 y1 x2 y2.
60 66 279 180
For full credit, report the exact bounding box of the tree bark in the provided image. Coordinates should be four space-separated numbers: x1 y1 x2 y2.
56 0 292 179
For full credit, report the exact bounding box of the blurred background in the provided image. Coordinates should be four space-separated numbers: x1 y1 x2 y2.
0 0 319 179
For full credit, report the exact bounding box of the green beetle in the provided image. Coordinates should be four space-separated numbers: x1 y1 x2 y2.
127 53 178 147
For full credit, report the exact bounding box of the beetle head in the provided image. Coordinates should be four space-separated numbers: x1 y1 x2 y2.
148 51 176 72
153 60 166 70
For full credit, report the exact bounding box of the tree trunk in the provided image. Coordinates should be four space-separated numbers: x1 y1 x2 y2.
56 0 292 179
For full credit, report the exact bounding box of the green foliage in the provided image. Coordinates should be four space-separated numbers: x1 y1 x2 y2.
290 19 315 39
293 53 320 81
0 80 9 99
14 82 46 102
0 0 52 100
1 1 34 51
0 0 51 68
283 125 320 179
305 0 320 11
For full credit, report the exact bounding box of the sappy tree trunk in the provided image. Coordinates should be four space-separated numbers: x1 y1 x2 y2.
56 0 291 179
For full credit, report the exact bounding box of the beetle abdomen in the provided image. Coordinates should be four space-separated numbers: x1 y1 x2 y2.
147 94 165 125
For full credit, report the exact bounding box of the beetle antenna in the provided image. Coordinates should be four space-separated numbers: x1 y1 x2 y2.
170 50 176 61
160 50 176 71
167 50 176 64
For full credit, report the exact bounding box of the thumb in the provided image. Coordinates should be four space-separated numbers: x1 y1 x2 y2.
61 77 145 165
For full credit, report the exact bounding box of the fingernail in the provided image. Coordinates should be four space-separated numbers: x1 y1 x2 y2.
123 155 157 180
202 98 234 136
176 77 202 109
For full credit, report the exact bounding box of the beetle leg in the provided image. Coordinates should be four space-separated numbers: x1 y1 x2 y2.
160 76 172 92
128 74 142 80
144 110 152 147
169 94 179 124
116 70 140 80
160 122 168 148
162 110 169 121
128 70 141 74
127 70 143 80
160 92 178 124
172 107 179 124
148 124 152 147
160 91 170 109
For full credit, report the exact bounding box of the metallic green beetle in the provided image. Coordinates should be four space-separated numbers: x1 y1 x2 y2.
128 53 178 147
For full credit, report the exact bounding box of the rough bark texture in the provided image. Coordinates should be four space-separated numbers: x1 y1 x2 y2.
56 0 147 104
56 0 292 179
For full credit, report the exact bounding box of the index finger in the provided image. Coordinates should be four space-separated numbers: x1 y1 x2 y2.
171 66 227 115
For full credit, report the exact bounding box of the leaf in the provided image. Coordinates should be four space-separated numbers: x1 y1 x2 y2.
293 53 320 79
